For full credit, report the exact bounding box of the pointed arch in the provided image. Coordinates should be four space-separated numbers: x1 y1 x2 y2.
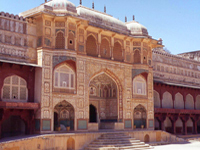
56 31 65 49
89 69 123 120
154 90 160 108
143 50 147 64
134 104 146 128
54 100 75 131
162 91 173 109
67 137 75 150
86 34 97 57
68 31 75 50
100 38 110 59
113 41 123 61
185 94 194 110
196 95 200 110
1 75 28 101
174 93 184 109
133 75 146 95
133 49 141 63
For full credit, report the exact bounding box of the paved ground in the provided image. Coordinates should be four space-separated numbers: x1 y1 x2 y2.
153 140 200 150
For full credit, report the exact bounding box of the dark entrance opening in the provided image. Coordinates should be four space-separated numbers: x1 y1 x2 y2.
197 120 200 133
1 116 26 138
89 104 97 123
54 112 59 131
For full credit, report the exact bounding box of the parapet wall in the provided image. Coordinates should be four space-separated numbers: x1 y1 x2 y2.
0 130 185 150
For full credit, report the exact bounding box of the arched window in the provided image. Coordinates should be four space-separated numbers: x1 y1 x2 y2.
56 31 65 49
86 35 97 57
100 38 110 59
54 65 75 89
133 76 146 95
113 42 123 61
2 75 28 101
133 50 141 63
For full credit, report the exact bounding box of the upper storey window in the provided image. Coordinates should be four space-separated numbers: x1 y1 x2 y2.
133 76 146 95
2 75 28 101
56 31 65 49
54 65 75 89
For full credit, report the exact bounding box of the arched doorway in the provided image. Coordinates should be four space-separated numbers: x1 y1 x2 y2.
1 116 26 138
197 120 200 133
89 73 118 129
164 117 172 133
144 134 150 142
54 101 74 131
175 117 183 134
134 105 146 128
67 137 75 150
89 104 97 123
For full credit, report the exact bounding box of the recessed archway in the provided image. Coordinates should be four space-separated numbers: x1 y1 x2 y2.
1 116 26 138
89 104 97 123
67 137 75 150
89 72 119 129
134 104 146 129
54 100 74 131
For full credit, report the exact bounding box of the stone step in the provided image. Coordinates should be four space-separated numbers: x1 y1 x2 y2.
88 142 146 147
86 144 150 150
84 133 152 150
92 140 143 144
99 136 132 139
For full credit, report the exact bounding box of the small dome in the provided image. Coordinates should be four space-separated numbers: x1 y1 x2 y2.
126 21 148 36
45 0 76 13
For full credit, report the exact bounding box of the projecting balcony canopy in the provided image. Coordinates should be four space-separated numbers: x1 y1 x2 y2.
155 108 200 115
0 101 39 110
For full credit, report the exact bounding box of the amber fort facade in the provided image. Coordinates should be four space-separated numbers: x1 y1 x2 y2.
0 0 200 149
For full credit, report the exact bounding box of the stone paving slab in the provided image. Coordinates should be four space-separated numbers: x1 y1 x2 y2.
153 140 200 150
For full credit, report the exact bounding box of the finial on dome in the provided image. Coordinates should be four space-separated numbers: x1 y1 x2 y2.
92 2 94 9
104 5 106 13
80 0 82 5
158 38 163 45
125 16 127 22
133 15 135 20
45 0 47 2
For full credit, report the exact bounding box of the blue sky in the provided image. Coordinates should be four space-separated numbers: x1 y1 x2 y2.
1 0 200 54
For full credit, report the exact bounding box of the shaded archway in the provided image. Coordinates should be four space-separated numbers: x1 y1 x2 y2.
89 104 97 123
174 93 184 109
113 42 123 61
54 101 74 131
162 91 173 108
1 116 26 138
89 72 119 129
154 90 160 108
175 117 183 134
164 117 172 133
86 35 97 57
56 31 65 49
134 104 146 128
144 134 150 142
197 120 200 133
100 38 110 59
67 137 75 150
186 118 193 134
154 118 160 130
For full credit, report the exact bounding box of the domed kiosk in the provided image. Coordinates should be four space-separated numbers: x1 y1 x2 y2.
45 0 77 13
126 19 148 36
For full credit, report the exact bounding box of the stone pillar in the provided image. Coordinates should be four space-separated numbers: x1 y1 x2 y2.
157 115 166 131
193 120 197 134
98 43 101 57
172 121 176 134
111 46 114 60
180 115 189 135
183 121 187 135
169 115 178 134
